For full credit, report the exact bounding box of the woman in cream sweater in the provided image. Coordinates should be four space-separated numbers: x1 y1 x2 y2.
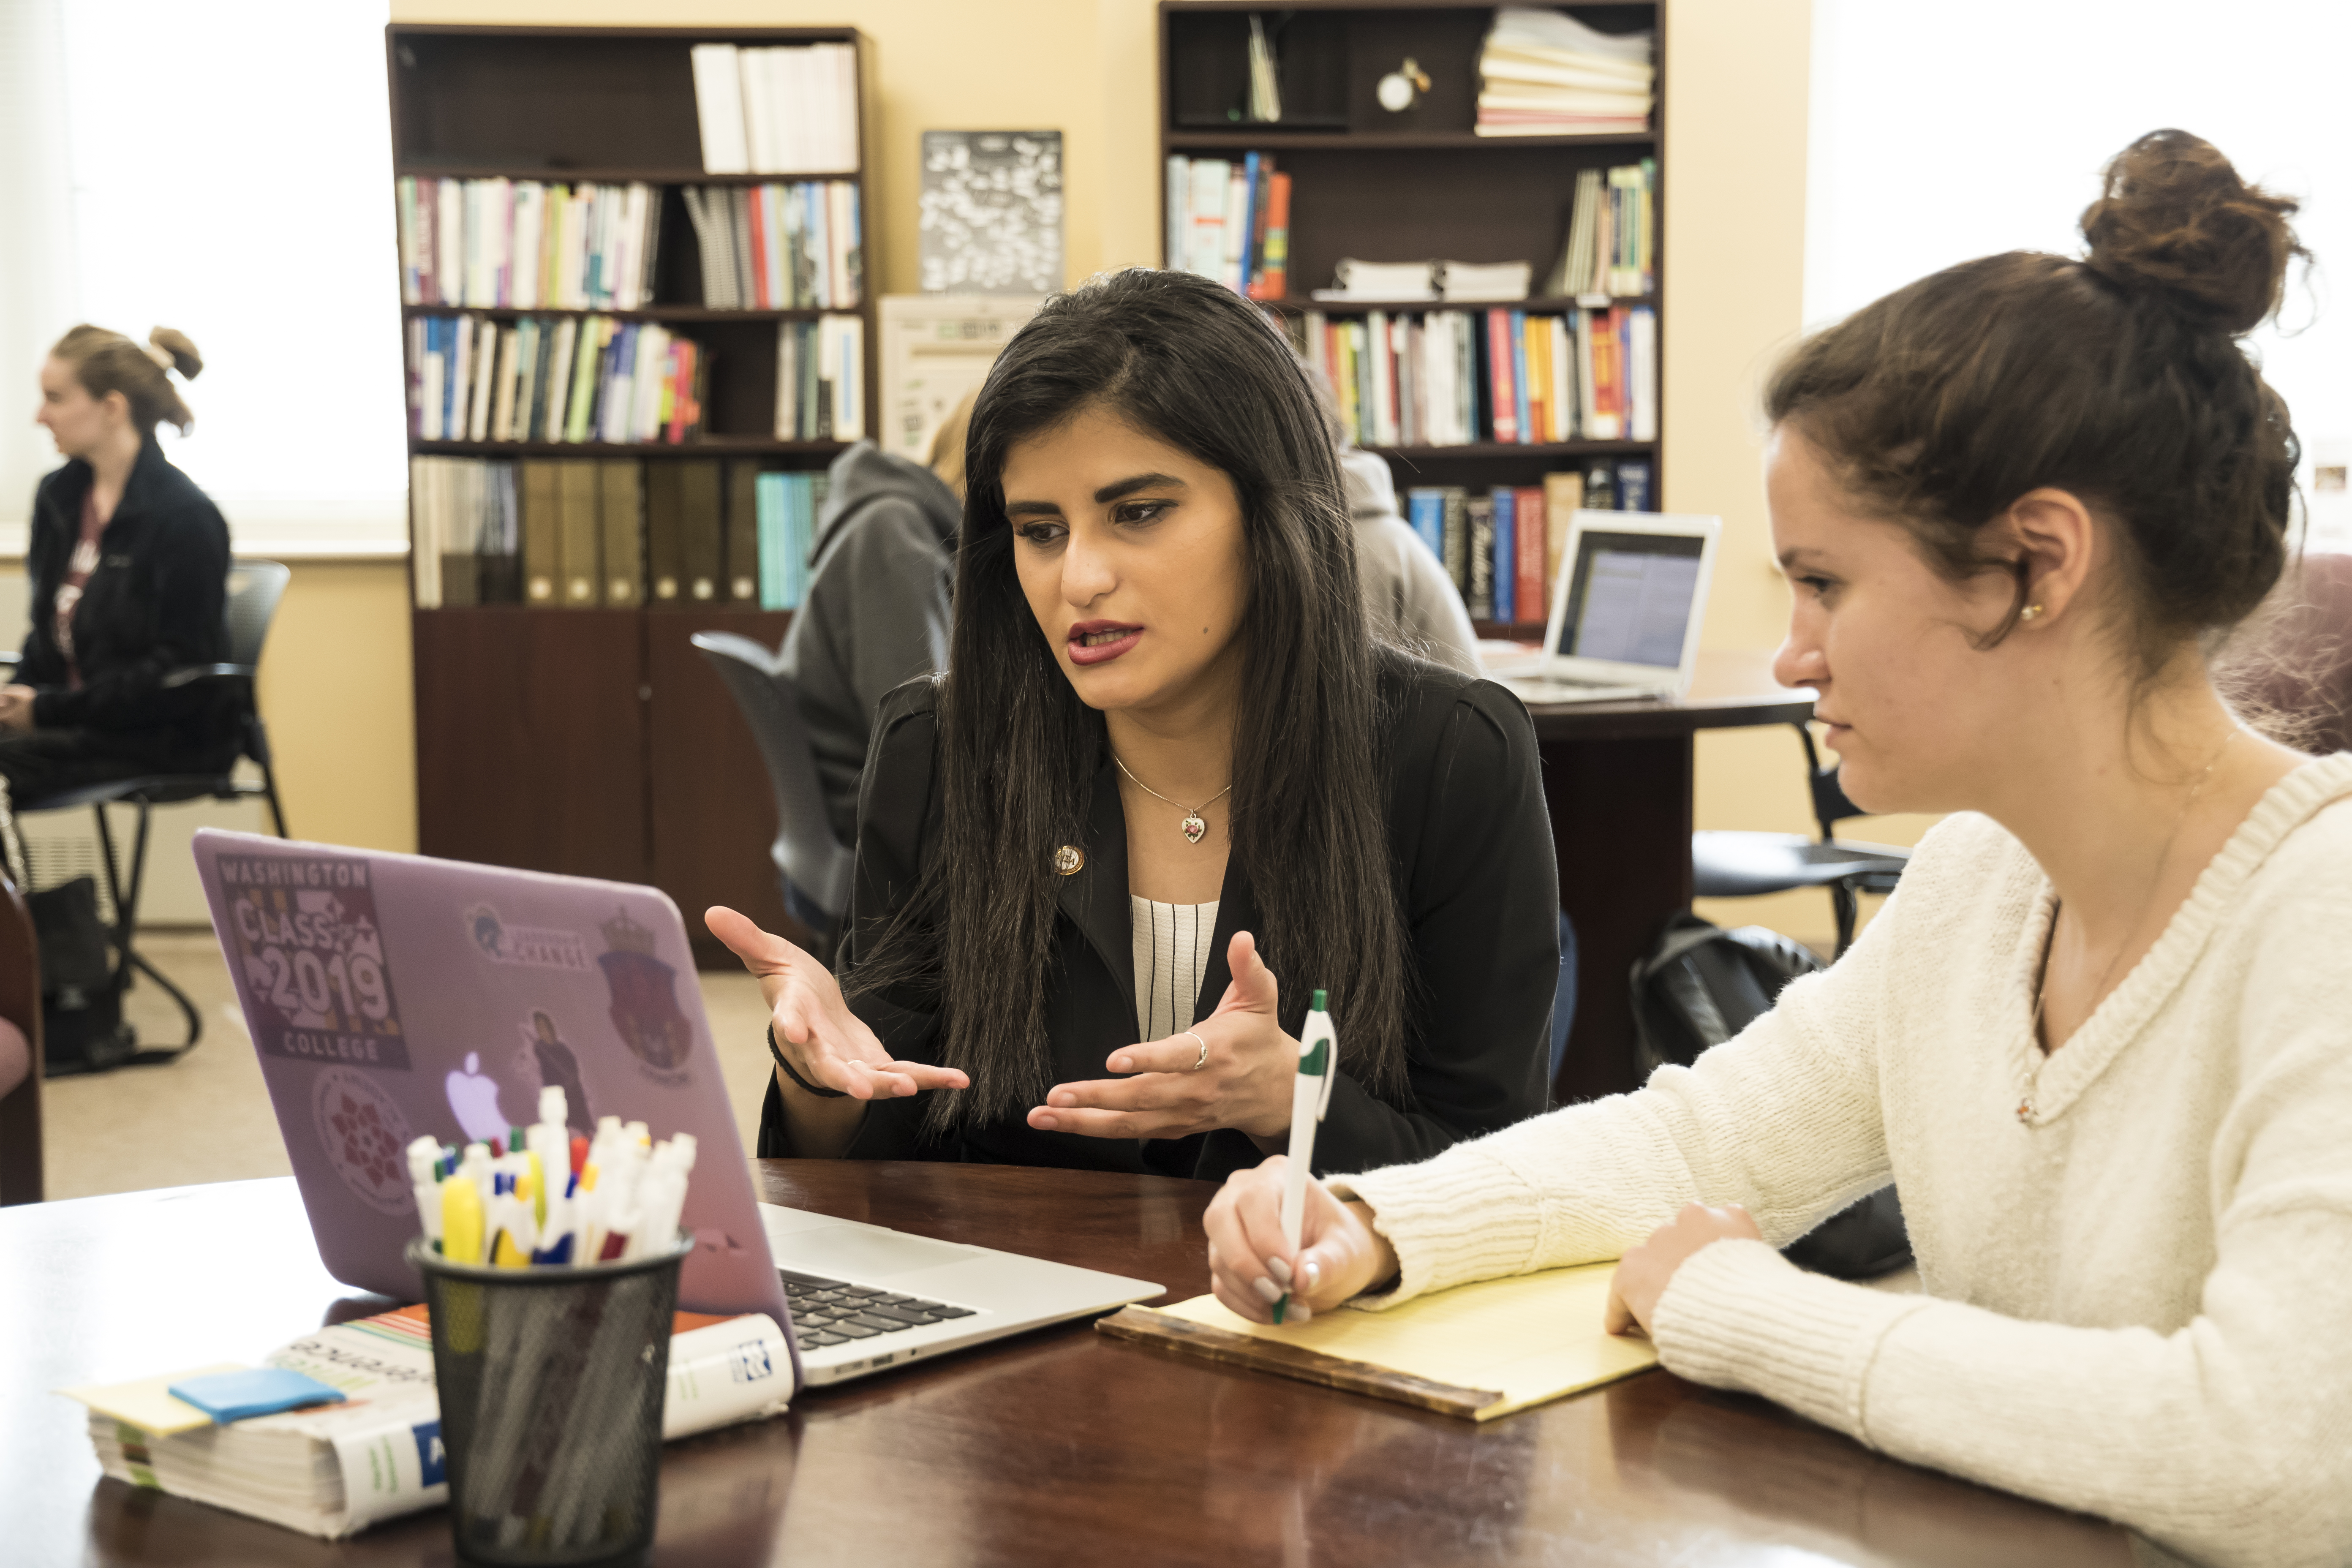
1204 129 2352 1568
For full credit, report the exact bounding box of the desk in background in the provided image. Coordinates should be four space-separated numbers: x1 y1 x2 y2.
5 1164 2130 1566
1522 648 1815 1103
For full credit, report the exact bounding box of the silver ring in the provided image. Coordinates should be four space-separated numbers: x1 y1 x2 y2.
1183 1030 1209 1071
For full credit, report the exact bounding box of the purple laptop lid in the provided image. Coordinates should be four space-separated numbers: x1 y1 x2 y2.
192 829 791 1339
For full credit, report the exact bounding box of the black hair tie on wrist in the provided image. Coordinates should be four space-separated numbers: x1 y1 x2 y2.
768 1024 847 1098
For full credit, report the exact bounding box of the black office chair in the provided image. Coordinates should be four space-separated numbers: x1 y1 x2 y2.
690 632 855 962
1691 721 1908 958
11 559 294 1062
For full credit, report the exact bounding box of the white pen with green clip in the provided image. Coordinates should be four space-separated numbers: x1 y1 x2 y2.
1273 988 1337 1326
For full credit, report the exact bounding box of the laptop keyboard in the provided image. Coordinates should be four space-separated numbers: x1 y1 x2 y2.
780 1267 976 1352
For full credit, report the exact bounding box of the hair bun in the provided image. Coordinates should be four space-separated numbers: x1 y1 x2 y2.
147 326 203 381
2080 129 2303 335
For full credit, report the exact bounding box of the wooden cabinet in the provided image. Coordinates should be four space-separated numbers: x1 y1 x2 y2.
414 607 803 966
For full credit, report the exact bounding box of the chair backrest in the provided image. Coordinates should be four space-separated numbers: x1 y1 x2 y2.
1794 721 1868 840
0 870 44 1204
225 559 292 670
690 632 857 920
2219 552 2352 755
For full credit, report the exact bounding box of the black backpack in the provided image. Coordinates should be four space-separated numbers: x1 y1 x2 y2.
1630 912 1911 1280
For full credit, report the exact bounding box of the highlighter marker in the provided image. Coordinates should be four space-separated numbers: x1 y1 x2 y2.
441 1173 485 1266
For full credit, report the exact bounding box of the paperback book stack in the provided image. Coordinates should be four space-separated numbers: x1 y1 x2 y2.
74 1303 789 1541
1475 9 1654 136
1545 162 1656 299
1292 304 1656 447
1164 152 1293 300
689 42 860 175
407 315 708 446
1404 463 1653 625
395 178 660 310
681 182 862 309
776 316 867 441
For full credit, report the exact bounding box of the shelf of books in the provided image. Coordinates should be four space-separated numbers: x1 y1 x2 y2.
388 23 877 955
1160 0 1663 636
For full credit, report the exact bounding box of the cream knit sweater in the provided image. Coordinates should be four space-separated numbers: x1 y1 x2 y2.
1336 755 2352 1568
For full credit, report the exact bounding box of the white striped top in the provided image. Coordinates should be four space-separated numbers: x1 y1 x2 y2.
1128 896 1219 1043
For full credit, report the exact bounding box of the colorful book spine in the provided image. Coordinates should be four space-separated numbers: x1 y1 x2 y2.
1485 310 1518 444
1490 486 1516 623
1509 311 1532 447
1465 494 1495 620
1514 485 1546 623
1406 488 1446 561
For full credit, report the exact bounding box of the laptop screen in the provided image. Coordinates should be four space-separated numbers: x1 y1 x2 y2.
1556 530 1707 668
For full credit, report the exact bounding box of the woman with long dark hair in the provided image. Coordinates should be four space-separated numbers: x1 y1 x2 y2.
709 267 1559 1180
1203 132 2352 1563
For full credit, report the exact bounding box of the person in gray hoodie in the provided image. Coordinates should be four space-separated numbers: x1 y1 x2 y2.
778 400 968 885
1337 446 1481 676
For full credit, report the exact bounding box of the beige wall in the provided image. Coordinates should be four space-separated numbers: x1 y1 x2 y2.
381 0 1906 947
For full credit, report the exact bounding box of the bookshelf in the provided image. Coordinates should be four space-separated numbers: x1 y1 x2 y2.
388 23 879 960
1159 0 1664 637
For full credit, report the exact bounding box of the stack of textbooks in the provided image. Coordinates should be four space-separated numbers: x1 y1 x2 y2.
776 316 867 441
689 42 860 175
680 182 862 310
1406 463 1654 624
407 455 836 612
1164 152 1293 300
395 178 661 310
1475 8 1655 136
73 1301 788 1540
1292 304 1657 447
406 314 708 446
1545 162 1656 299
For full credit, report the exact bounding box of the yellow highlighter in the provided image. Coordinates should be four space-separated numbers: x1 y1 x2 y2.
441 1175 485 1266
526 1151 547 1228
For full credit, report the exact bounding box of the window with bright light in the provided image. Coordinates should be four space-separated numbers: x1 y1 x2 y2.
52 0 406 552
1807 0 2351 545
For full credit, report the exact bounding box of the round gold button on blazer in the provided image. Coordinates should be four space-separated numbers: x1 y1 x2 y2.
1054 844 1085 876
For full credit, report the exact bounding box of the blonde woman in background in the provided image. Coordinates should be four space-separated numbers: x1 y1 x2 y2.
5 327 235 881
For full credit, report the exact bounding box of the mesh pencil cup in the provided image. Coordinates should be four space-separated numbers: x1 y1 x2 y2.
406 1236 693 1567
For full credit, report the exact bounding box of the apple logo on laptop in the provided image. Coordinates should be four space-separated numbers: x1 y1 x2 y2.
444 1051 511 1144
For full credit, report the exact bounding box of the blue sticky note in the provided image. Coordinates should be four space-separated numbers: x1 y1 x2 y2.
167 1367 347 1424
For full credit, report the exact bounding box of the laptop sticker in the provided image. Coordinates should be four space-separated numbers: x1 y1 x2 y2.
219 854 410 1070
599 907 694 1083
465 904 593 971
313 1065 416 1216
514 1010 598 1134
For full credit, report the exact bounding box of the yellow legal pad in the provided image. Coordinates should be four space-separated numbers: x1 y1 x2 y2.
1095 1261 1658 1421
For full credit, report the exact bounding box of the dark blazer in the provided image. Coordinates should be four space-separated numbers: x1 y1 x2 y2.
756 653 1561 1182
21 438 233 748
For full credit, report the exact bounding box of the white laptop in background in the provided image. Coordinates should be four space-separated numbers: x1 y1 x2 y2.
191 830 1160 1392
1489 510 1721 704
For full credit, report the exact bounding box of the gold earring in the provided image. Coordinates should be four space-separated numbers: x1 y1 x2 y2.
2019 603 2046 621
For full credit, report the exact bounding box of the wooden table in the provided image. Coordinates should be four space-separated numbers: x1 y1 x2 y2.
6 1164 2132 1565
1526 648 1816 1103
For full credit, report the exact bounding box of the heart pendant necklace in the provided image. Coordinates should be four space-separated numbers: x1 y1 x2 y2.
1113 754 1233 845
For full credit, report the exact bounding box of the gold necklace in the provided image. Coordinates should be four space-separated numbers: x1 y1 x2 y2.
1113 754 1233 845
2028 728 2240 1080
